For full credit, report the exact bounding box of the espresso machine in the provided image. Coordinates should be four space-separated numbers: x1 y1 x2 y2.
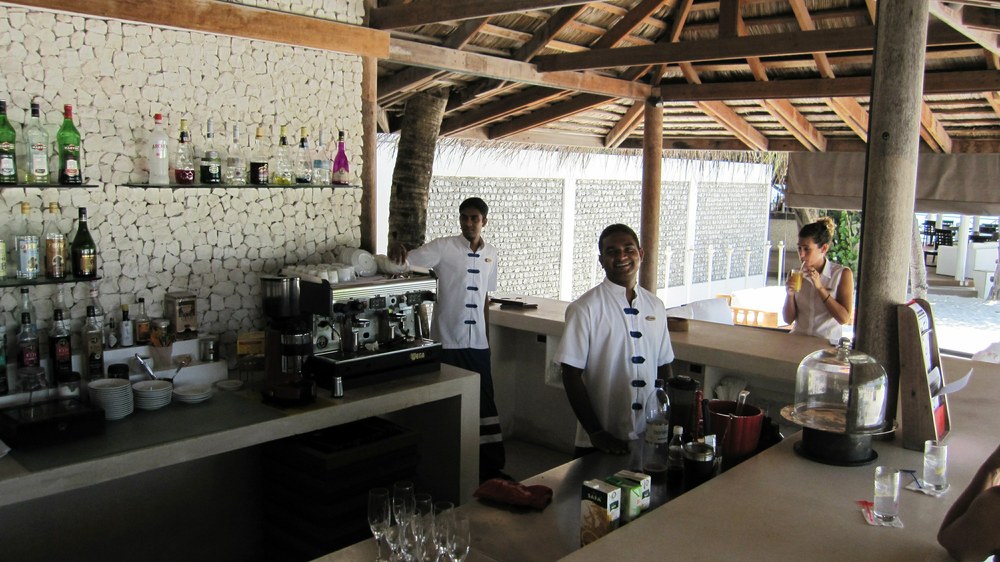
260 275 317 406
300 274 441 391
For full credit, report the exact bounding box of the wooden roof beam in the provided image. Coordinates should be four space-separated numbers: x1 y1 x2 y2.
604 101 645 148
679 62 768 151
370 0 592 30
440 88 567 135
591 0 675 49
961 5 1000 33
488 93 615 139
930 0 1000 57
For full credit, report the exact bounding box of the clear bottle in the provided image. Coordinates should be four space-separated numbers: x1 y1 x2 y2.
83 305 104 380
24 102 50 184
85 281 105 341
148 113 170 185
272 125 294 185
224 123 247 185
57 104 83 185
49 309 73 383
71 207 98 278
14 201 40 279
332 130 350 185
249 126 269 185
0 100 18 185
17 312 39 369
311 128 331 185
173 118 195 184
667 424 685 488
295 126 312 184
42 202 66 279
134 297 151 345
200 118 222 184
119 304 134 348
16 288 36 332
642 378 671 482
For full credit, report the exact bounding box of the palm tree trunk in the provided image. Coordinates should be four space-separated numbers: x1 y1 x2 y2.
388 90 448 249
909 215 928 300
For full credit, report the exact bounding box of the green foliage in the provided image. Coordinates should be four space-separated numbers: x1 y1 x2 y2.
826 210 861 276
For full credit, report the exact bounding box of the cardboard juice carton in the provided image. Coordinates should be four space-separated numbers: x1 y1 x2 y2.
581 479 620 546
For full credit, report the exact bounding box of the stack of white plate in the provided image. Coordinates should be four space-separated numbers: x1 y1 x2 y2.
173 384 213 404
132 380 173 411
88 378 135 420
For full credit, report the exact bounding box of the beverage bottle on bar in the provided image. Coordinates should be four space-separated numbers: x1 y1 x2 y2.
134 297 151 345
71 207 98 278
295 126 312 184
200 118 222 184
249 126 269 185
17 312 39 369
0 100 17 185
642 378 671 482
224 122 247 185
174 118 195 184
667 425 685 489
84 305 104 380
148 113 170 185
50 309 73 383
332 130 350 185
272 125 293 185
14 201 40 279
24 102 50 184
57 104 83 185
42 201 67 279
311 127 331 185
119 304 134 347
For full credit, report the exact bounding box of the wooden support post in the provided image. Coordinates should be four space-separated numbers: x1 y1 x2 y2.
854 0 930 428
639 97 663 292
361 55 378 253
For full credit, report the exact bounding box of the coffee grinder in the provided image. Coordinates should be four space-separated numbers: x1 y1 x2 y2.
260 275 316 406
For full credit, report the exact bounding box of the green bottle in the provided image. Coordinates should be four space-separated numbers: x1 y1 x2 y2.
57 104 83 185
0 100 17 185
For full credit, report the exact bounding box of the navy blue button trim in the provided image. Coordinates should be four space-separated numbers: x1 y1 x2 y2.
630 330 642 338
623 307 639 315
631 402 643 411
465 303 478 309
467 286 479 291
631 356 646 364
467 268 480 274
468 253 480 258
464 320 477 325
630 380 647 388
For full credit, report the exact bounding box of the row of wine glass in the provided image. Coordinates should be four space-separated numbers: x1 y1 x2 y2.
368 481 470 562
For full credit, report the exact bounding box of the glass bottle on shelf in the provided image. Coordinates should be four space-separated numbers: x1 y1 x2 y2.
224 122 247 185
148 113 170 185
332 130 350 185
42 201 67 279
14 201 40 279
249 126 269 185
24 102 50 184
50 308 73 383
272 125 294 185
85 281 104 343
71 207 98 279
295 126 312 184
200 118 222 184
17 312 39 369
0 308 7 396
312 127 331 185
0 100 17 185
173 118 195 185
642 378 671 482
16 288 36 333
119 304 134 347
83 305 104 380
134 297 151 345
57 104 83 185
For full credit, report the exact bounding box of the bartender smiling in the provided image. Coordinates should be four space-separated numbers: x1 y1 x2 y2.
555 224 674 457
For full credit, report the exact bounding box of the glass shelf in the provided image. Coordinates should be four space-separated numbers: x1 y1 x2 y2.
121 183 360 189
0 274 102 289
0 182 98 189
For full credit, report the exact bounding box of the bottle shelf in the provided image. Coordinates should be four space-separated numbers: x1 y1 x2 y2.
122 182 360 189
0 274 102 289
0 182 98 189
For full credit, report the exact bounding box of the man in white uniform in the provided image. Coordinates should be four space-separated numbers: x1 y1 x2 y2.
389 197 507 481
555 224 674 457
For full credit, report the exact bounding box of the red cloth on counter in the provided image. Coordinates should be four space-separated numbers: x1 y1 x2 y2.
473 478 553 510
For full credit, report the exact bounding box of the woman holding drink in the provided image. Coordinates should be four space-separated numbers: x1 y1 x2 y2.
781 217 854 342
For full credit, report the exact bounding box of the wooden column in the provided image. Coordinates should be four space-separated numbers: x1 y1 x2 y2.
854 0 930 426
360 55 378 252
639 97 663 292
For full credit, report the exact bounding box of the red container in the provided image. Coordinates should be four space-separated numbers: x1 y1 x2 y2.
708 399 764 465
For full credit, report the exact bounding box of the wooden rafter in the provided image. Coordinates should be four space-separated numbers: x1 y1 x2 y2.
370 0 592 30
440 88 568 135
679 63 767 151
930 0 1000 57
963 5 1000 31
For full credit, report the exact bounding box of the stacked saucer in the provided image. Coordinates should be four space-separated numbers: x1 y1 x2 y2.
88 378 135 420
132 380 173 411
173 384 213 404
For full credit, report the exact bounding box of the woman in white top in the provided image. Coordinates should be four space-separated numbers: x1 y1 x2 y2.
782 216 854 342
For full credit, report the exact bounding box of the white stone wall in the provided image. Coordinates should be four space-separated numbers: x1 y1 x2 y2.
0 3 363 347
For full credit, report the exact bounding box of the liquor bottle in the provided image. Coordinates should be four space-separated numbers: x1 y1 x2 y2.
42 202 67 279
224 123 247 185
0 100 16 185
249 126 269 185
85 281 104 340
84 305 104 380
332 130 350 185
14 201 41 279
200 118 222 184
57 104 83 185
666 425 685 489
311 128 331 185
16 288 36 332
642 379 671 482
17 312 39 369
71 207 98 278
272 125 293 185
105 315 119 349
295 126 312 184
148 113 170 185
49 309 73 382
0 237 6 278
119 304 134 347
134 297 151 345
174 118 195 184
24 102 50 184
0 308 7 395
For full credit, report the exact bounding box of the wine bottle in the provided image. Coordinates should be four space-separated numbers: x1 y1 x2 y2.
0 100 17 185
149 113 170 185
14 201 40 279
134 297 152 345
71 207 98 278
332 130 350 185
295 126 312 184
57 104 83 185
24 102 51 184
311 127 331 185
50 309 73 382
200 118 222 184
224 123 247 185
119 304 134 347
42 201 67 279
272 125 293 185
174 118 195 184
249 126 269 185
84 305 104 380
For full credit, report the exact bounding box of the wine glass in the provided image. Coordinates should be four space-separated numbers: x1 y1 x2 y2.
449 512 470 562
367 488 391 562
412 493 434 561
392 481 416 527
432 501 455 560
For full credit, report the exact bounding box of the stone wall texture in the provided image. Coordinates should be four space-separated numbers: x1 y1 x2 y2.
0 3 363 344
693 182 771 282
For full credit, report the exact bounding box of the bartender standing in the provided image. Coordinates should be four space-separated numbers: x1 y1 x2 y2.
389 197 508 482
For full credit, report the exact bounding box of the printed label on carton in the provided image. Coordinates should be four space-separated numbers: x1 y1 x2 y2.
616 469 652 510
605 475 643 523
581 479 620 546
